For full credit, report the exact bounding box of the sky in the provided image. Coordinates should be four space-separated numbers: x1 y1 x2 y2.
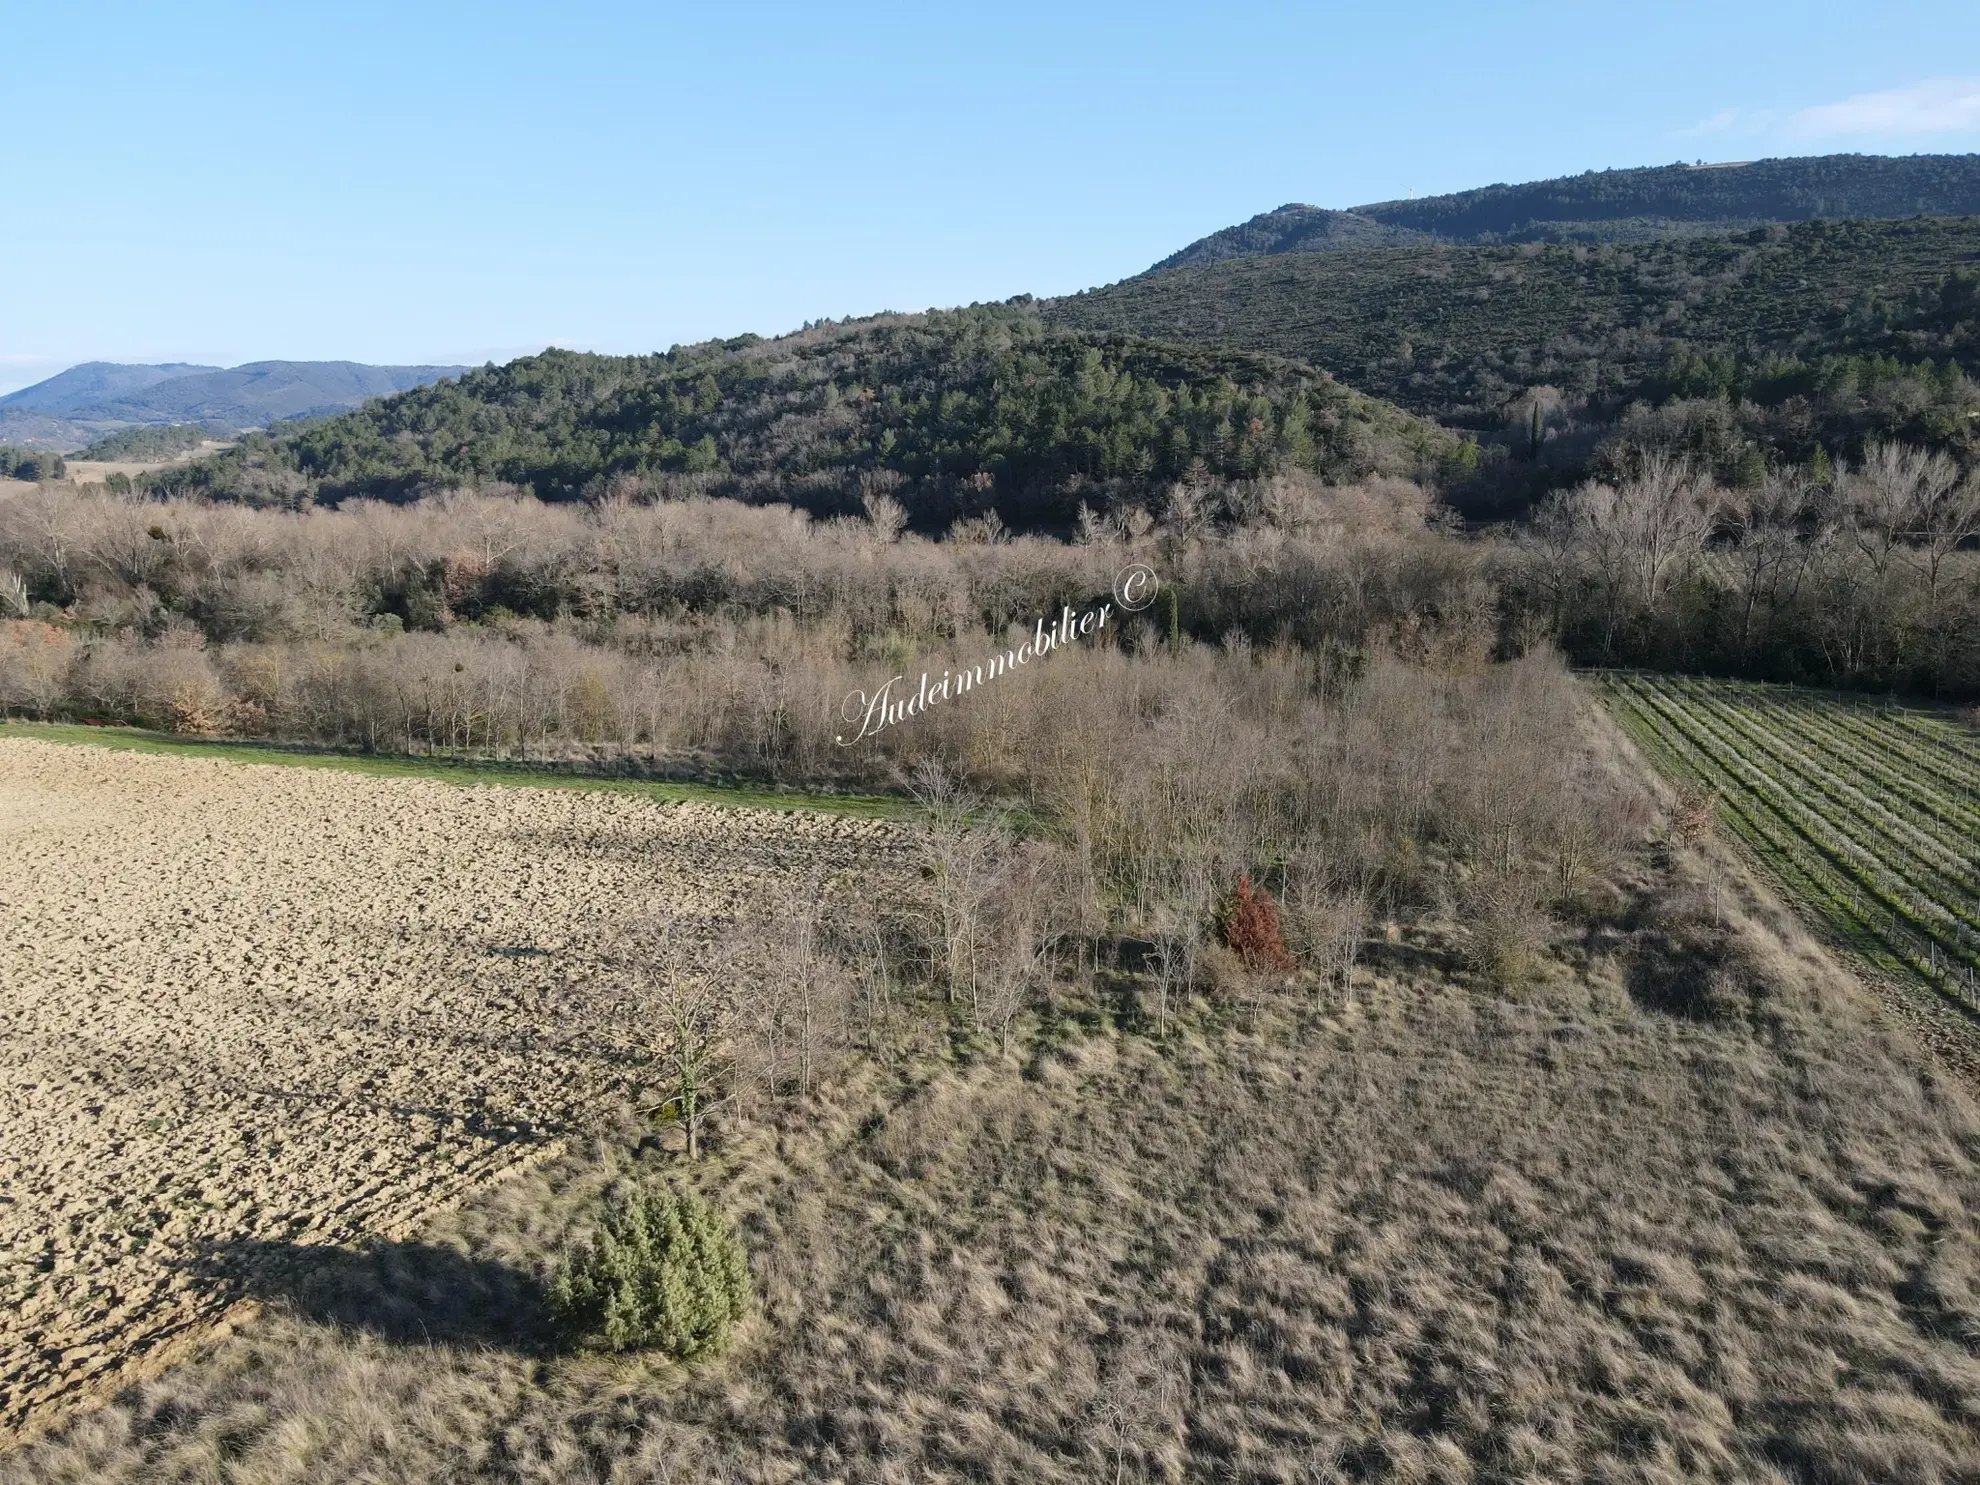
4 0 1979 395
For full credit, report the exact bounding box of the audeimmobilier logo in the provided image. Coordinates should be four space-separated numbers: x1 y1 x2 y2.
835 563 1158 745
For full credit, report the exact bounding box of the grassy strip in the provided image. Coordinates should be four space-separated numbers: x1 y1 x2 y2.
0 721 918 821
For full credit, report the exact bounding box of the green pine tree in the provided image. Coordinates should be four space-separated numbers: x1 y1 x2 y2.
549 1184 750 1357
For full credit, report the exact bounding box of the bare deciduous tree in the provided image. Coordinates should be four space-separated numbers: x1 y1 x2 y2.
744 869 850 1102
850 917 899 1056
975 840 1067 1051
615 928 739 1161
1848 440 1960 580
1084 1339 1183 1485
1567 453 1719 656
860 490 909 544
1720 468 1817 666
905 760 1005 1010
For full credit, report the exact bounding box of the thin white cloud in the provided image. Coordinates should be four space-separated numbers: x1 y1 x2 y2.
1678 108 1746 138
1785 78 1980 139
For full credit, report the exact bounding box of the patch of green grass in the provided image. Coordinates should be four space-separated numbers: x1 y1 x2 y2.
0 721 915 820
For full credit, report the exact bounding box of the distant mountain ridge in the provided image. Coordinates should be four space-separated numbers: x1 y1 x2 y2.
0 362 222 414
0 360 470 451
1147 208 1424 270
1150 152 1980 272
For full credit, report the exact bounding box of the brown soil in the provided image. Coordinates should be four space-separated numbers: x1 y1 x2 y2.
0 739 913 1437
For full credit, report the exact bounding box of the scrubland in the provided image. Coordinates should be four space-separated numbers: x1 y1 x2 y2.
0 475 1485 765
6 734 1980 1481
4 678 1980 1481
3 466 1980 1480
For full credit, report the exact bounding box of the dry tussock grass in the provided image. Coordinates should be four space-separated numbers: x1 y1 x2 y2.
11 838 1980 1483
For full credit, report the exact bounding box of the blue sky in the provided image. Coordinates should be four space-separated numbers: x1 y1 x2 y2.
4 0 1978 394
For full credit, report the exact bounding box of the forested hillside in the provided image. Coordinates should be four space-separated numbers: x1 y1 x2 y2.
1152 152 1980 271
1357 151 1980 242
1148 205 1428 270
145 308 1470 529
83 361 468 427
74 424 231 462
1056 216 1980 501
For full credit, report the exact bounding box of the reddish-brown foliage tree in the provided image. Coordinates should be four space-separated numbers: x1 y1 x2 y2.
1221 874 1294 972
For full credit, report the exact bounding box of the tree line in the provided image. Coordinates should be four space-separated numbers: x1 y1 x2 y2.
1150 155 1980 271
74 423 231 462
0 447 66 482
1352 153 1980 243
1503 441 1980 696
5 438 1978 707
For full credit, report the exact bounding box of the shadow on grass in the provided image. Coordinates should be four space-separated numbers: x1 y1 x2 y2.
185 1236 558 1353
1357 936 1464 978
1623 934 1749 1022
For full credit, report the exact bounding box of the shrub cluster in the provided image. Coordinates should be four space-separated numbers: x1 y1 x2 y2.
1219 874 1294 972
548 1184 750 1357
0 447 65 482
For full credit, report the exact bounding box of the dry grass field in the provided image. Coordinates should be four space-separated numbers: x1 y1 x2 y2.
5 720 1980 1481
0 738 915 1439
58 444 234 487
0 442 234 503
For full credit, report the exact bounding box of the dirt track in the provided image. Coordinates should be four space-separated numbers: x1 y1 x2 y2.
0 739 913 1434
